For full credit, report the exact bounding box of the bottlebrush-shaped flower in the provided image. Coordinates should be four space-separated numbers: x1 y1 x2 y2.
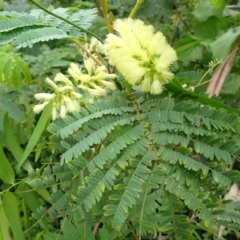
104 18 177 94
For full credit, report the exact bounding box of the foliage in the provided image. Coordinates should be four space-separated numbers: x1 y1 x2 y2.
0 7 97 48
0 0 240 240
0 44 31 87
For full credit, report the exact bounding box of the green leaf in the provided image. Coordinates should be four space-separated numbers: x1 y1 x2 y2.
175 37 204 64
224 170 240 182
193 0 224 21
193 16 220 39
17 183 48 229
210 26 240 59
165 79 240 114
0 97 25 122
2 192 25 240
0 200 10 240
17 102 52 171
0 46 32 87
221 73 240 94
4 113 33 172
0 144 15 184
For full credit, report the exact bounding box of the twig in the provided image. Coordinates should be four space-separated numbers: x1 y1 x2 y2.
226 5 240 9
158 232 162 240
100 0 113 33
93 0 102 14
93 222 101 235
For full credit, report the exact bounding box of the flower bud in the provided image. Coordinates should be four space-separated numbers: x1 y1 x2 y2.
33 102 49 114
34 93 55 101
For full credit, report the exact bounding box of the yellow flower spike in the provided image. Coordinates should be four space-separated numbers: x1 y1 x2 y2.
92 72 107 80
63 96 76 112
54 73 73 86
95 65 108 74
106 73 117 79
33 102 49 114
140 77 151 92
101 80 116 90
104 18 177 95
88 86 106 97
80 74 91 83
58 86 74 92
150 79 163 95
71 91 82 99
45 78 59 90
72 100 81 111
34 93 55 101
52 107 58 120
78 84 88 91
68 63 82 81
60 105 67 118
84 59 93 75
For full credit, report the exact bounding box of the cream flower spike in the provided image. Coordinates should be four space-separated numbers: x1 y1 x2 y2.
104 18 177 94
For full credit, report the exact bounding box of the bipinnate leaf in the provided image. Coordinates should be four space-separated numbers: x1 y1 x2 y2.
2 192 25 240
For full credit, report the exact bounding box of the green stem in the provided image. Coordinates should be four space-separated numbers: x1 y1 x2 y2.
192 79 210 89
129 0 145 18
28 0 102 42
101 0 113 33
197 60 222 85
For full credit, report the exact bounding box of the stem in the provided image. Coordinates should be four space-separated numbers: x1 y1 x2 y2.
93 222 101 235
129 0 145 18
100 0 113 33
71 38 107 67
93 0 102 14
192 79 210 89
197 60 222 85
158 233 162 240
28 0 102 42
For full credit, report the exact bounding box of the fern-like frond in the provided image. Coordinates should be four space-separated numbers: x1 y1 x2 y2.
0 8 97 48
31 8 97 37
0 97 25 121
34 92 239 237
157 193 194 239
13 27 68 49
104 151 156 231
0 11 40 32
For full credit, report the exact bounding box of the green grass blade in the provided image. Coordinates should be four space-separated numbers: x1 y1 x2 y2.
0 144 15 184
0 200 10 240
2 192 25 240
18 183 49 229
17 102 52 171
4 113 33 172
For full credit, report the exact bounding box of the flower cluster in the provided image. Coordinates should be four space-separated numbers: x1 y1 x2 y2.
33 75 82 120
104 18 177 94
33 38 117 120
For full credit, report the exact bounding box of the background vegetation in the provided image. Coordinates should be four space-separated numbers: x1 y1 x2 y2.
0 0 240 239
